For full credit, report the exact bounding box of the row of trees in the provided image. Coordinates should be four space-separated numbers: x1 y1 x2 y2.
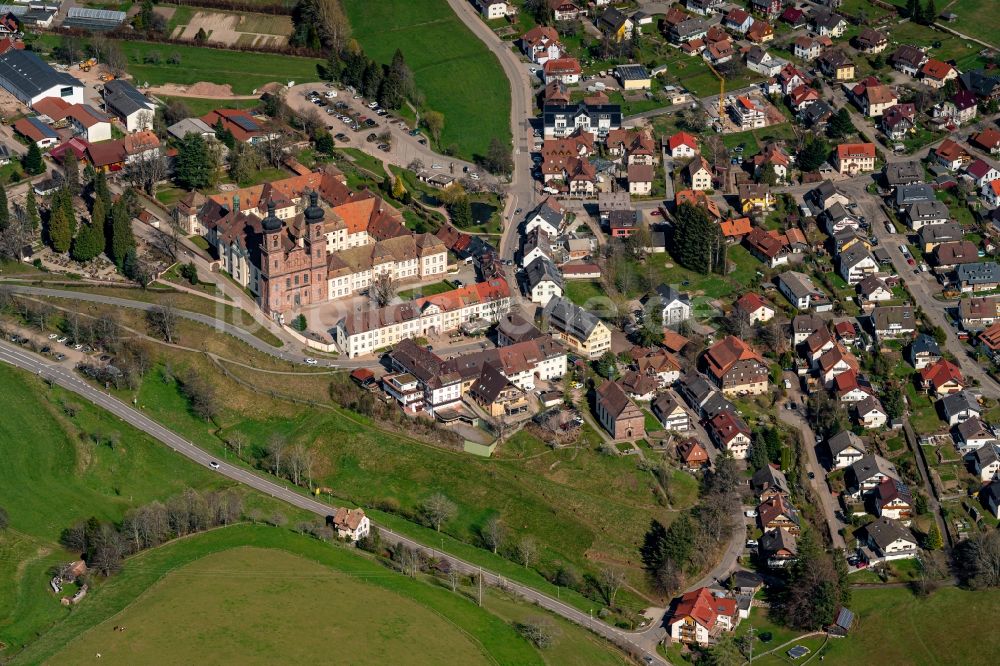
59 489 245 576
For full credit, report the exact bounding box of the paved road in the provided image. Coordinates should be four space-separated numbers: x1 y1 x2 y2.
0 338 668 665
445 0 536 263
778 373 848 551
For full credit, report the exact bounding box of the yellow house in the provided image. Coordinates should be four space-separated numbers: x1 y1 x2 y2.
598 8 633 42
543 296 612 359
738 183 775 214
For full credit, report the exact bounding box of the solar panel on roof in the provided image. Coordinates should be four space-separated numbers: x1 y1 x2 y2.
229 115 260 132
787 646 810 659
67 7 126 21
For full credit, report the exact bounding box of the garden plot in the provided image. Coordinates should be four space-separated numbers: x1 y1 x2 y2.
170 10 293 48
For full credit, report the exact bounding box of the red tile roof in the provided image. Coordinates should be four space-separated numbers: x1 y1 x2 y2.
919 358 964 390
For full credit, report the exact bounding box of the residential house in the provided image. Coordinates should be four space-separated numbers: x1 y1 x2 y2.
956 416 995 451
859 517 918 562
778 271 832 311
703 335 769 396
803 326 836 365
959 296 1000 330
606 128 656 165
908 334 942 369
918 223 964 252
739 183 775 214
543 57 582 85
201 109 278 145
704 39 736 66
677 438 710 468
331 508 370 542
938 390 981 426
735 292 776 324
933 241 981 270
827 431 867 469
834 370 873 403
934 139 971 171
967 159 1000 190
792 314 826 345
13 116 57 147
668 587 740 646
543 101 622 140
819 342 860 386
971 128 1000 155
668 17 710 44
595 379 645 440
724 7 754 33
881 103 916 140
102 79 155 133
776 63 810 95
524 257 564 306
920 358 965 395
520 26 563 64
747 20 774 43
846 454 901 497
858 82 898 117
619 370 659 402
707 409 752 458
751 142 791 183
960 68 1000 101
868 305 917 341
780 6 807 28
685 0 720 16
597 7 633 41
667 131 699 158
905 200 950 230
719 217 752 242
470 365 530 419
858 275 893 303
972 444 1000 482
883 160 924 188
496 312 545 347
818 49 855 81
839 244 879 285
920 58 958 89
799 99 834 127
950 90 979 124
855 395 888 429
628 163 655 195
983 179 1000 207
854 28 888 54
608 209 640 238
729 96 766 130
475 0 516 19
984 481 1000 519
890 45 928 76
750 0 783 19
980 322 1000 356
957 262 1000 293
807 180 850 211
652 284 693 326
822 203 862 236
686 156 713 191
760 527 798 568
542 296 612 358
812 11 847 37
524 197 564 236
758 495 800 534
520 227 551 268
752 464 790 501
835 143 876 175
547 0 581 21
652 391 692 432
746 46 788 77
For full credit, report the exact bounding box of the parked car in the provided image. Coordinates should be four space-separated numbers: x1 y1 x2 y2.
744 509 757 518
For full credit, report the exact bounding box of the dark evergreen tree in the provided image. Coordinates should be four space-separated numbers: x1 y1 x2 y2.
361 61 383 99
47 205 72 253
798 135 831 172
109 199 135 269
63 152 80 196
0 184 8 230
174 134 215 190
448 195 473 228
671 202 718 274
25 187 39 230
23 142 44 175
826 108 855 139
71 222 103 262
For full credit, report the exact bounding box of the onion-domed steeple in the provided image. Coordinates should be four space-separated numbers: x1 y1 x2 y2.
304 190 324 225
261 199 281 233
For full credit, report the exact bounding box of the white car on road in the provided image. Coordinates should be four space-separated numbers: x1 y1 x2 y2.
209 461 220 469
304 358 318 365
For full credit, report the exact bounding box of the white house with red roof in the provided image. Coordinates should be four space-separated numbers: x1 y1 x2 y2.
729 96 766 129
983 179 1000 207
331 507 370 541
543 57 581 84
667 131 699 158
735 292 775 324
520 26 563 64
919 358 965 395
966 159 1000 189
668 587 740 645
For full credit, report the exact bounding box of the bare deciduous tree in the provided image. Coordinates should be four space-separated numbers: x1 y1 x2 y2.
370 272 397 308
482 516 506 555
146 305 178 343
125 155 168 195
421 492 456 532
516 536 538 568
267 434 287 477
599 567 626 608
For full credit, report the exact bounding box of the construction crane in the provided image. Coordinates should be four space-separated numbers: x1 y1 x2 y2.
705 61 725 124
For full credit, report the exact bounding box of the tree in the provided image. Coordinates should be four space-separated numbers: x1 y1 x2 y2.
63 152 81 196
315 131 335 155
93 170 111 210
827 108 855 139
126 155 168 195
228 143 264 186
906 0 920 18
956 530 1000 588
391 175 407 201
108 199 135 270
370 271 397 307
422 110 444 143
47 205 72 253
292 314 307 332
483 137 513 176
599 567 625 607
147 305 178 343
70 222 104 262
0 505 8 531
448 195 473 228
25 187 39 230
672 202 721 275
0 184 8 231
163 99 192 126
925 524 943 550
515 618 557 649
421 492 457 531
179 261 199 284
782 529 844 629
516 536 538 568
174 134 217 190
482 516 506 554
798 135 830 172
882 380 905 421
921 0 937 24
23 142 44 175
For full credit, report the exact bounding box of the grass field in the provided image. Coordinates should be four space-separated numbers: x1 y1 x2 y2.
564 280 607 308
887 20 987 71
21 526 543 665
35 34 322 95
943 0 1000 50
342 0 511 160
0 364 301 659
49 546 496 665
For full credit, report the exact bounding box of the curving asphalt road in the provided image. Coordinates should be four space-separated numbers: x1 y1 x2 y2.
0 337 667 665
